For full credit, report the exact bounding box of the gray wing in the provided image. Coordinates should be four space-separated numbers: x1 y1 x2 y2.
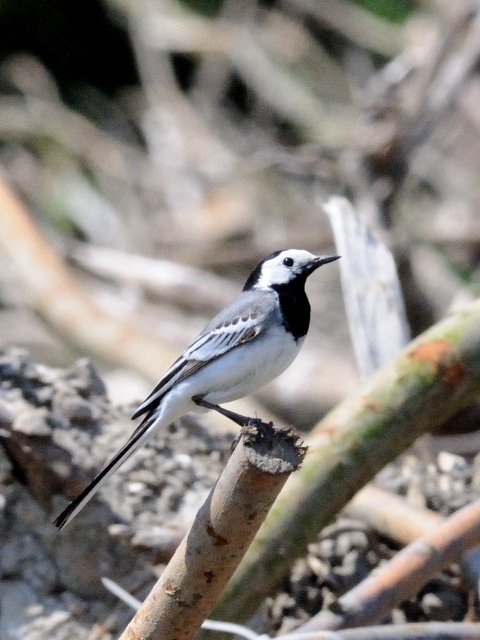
131 289 277 419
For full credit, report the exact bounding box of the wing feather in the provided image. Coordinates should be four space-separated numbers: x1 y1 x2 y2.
131 295 272 420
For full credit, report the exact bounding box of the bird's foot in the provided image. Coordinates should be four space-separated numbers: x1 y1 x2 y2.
192 395 251 428
192 395 274 443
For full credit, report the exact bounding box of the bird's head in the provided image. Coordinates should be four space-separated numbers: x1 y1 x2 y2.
243 249 340 291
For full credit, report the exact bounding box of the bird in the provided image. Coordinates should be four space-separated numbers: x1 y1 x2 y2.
54 249 340 529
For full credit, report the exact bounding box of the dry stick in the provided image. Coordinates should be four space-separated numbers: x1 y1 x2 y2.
0 175 175 381
285 0 403 57
71 242 237 314
297 498 480 632
345 486 480 596
211 299 480 624
344 485 443 546
105 578 480 640
119 422 305 640
333 621 480 640
324 196 410 380
134 1 353 146
0 95 154 187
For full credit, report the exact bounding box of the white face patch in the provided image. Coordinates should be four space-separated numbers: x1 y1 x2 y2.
255 249 318 288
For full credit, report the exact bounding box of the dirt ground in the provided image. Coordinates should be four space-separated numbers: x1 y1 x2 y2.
0 347 479 639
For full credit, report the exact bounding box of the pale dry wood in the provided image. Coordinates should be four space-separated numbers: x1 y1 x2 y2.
119 423 305 640
344 485 443 546
0 175 175 380
328 621 480 640
324 196 409 379
132 0 354 145
71 242 237 313
297 498 480 631
345 484 480 595
284 0 404 57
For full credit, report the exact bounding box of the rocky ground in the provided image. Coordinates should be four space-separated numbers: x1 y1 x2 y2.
265 453 479 636
0 348 479 639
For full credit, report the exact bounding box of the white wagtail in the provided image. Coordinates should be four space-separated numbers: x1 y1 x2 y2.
54 249 339 529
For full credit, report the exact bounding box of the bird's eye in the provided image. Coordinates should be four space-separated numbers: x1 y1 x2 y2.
283 257 294 267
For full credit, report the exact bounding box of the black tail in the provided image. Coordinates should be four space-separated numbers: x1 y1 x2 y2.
54 414 156 529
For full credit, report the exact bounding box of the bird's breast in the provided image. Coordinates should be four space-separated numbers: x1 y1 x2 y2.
199 325 302 405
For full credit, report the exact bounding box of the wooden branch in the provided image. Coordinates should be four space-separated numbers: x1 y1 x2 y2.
284 0 404 57
133 1 354 145
297 498 480 632
118 422 305 640
345 484 480 594
70 242 236 314
0 95 154 188
324 196 410 379
344 485 443 546
335 622 480 640
0 175 175 380
211 298 480 624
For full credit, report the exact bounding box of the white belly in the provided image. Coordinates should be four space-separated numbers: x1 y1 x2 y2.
152 325 305 429
158 326 303 423
195 326 302 404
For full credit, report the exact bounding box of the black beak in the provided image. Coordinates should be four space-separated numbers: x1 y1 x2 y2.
309 254 340 273
316 255 340 266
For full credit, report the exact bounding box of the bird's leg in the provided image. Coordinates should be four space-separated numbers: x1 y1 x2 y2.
192 395 253 428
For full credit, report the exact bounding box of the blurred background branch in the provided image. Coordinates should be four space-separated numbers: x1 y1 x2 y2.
2 0 480 419
2 0 480 637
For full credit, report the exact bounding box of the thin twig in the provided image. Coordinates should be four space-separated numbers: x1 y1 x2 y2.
103 575 480 640
344 485 442 545
345 484 480 595
0 175 175 379
284 0 404 57
285 621 480 640
70 242 237 313
297 498 480 631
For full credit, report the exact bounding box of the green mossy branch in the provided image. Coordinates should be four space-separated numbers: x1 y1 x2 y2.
212 300 480 625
